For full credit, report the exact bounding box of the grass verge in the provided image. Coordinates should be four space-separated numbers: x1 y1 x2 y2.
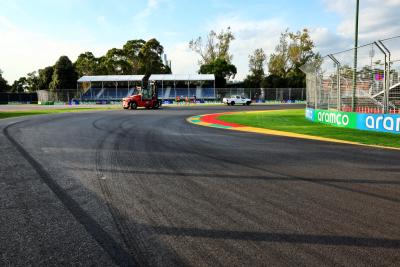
218 109 400 148
0 107 115 120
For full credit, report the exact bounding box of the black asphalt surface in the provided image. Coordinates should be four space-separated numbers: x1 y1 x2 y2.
1 104 400 266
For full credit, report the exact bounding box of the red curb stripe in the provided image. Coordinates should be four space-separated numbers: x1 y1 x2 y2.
200 113 244 127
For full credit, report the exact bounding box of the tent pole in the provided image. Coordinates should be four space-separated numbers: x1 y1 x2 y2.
115 82 118 100
162 80 164 100
214 79 216 101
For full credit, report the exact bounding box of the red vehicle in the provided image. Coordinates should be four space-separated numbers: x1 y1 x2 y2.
122 82 162 110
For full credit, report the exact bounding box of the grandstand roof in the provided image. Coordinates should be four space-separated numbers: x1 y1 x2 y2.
149 74 215 81
77 75 145 82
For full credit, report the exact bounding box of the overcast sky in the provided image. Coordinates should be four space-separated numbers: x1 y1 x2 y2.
0 0 399 82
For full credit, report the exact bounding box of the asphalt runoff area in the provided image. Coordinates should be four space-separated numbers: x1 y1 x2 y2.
1 104 399 266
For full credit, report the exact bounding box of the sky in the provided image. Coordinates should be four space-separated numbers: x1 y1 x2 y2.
0 0 399 83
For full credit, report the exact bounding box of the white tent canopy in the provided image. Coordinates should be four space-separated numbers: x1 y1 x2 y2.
77 75 145 83
149 74 215 81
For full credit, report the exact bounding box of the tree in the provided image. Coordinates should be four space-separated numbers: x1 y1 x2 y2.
244 48 267 88
268 30 291 78
94 56 109 75
262 74 287 88
26 71 40 92
0 69 10 92
123 39 146 74
50 56 78 90
75 52 97 76
104 48 131 75
138 38 171 76
190 27 236 86
288 29 317 69
38 66 54 89
267 28 319 88
11 77 28 93
199 58 237 87
189 27 235 65
249 48 267 77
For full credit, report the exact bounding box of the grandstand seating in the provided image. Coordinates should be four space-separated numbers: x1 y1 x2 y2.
158 87 171 99
127 88 135 96
202 88 215 98
157 87 215 99
175 88 189 98
81 87 132 100
78 74 216 101
196 88 202 98
81 88 102 100
96 88 104 98
82 87 216 100
189 88 196 97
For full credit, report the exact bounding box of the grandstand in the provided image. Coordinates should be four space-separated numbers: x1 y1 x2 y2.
76 74 216 101
77 75 145 100
149 74 215 100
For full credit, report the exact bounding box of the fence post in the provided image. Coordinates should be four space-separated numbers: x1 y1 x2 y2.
315 71 318 109
375 42 388 113
352 0 360 112
378 40 391 113
337 66 341 111
329 54 341 111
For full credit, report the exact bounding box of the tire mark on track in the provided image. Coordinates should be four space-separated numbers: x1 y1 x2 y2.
146 116 301 265
177 119 400 204
140 125 241 265
171 117 397 265
94 116 186 266
94 117 147 266
3 120 137 267
109 116 187 266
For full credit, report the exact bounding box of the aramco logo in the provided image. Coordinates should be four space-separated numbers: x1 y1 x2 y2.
305 109 314 120
317 111 349 126
365 115 400 132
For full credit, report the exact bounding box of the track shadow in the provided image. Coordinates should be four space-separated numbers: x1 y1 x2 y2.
69 167 400 186
142 224 400 249
3 121 137 266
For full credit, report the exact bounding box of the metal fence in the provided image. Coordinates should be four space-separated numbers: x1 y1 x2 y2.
36 88 306 103
37 89 84 103
0 92 38 104
215 88 305 102
301 36 400 113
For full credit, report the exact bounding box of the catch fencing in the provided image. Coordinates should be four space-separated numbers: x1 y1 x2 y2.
35 88 306 103
215 88 305 102
37 89 84 104
301 36 400 114
0 92 38 104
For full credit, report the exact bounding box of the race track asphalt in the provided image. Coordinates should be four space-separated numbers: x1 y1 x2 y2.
1 104 399 266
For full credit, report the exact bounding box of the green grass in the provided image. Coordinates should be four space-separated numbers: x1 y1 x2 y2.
218 109 400 148
0 107 116 119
